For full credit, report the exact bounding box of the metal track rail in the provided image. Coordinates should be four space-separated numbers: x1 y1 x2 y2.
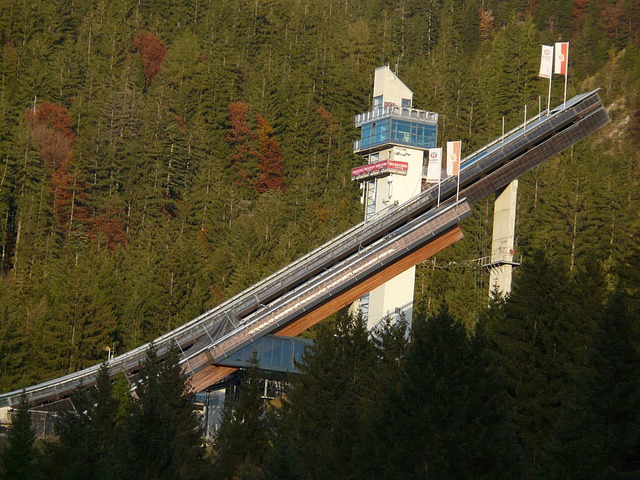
184 201 472 375
0 90 610 408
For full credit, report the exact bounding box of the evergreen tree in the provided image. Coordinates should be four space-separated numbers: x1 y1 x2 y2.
470 311 524 479
0 392 40 480
366 303 520 479
488 250 596 479
214 353 270 479
116 343 207 480
44 363 120 480
273 310 376 480
351 313 408 478
549 291 640 479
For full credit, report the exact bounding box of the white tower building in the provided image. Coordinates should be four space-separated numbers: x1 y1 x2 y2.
351 66 439 330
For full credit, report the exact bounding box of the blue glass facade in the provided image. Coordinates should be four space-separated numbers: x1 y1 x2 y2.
217 334 311 373
359 118 437 151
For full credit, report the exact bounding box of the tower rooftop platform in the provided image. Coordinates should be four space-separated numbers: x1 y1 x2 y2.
353 105 439 154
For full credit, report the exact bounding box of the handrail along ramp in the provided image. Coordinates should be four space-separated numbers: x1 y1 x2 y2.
0 90 610 408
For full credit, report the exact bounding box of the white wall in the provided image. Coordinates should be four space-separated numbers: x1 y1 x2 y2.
365 146 424 331
373 66 413 107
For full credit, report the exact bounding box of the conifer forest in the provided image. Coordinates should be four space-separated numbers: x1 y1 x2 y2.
0 0 639 478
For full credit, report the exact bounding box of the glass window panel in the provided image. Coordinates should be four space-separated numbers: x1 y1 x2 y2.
272 338 283 368
377 119 389 145
361 123 373 149
294 342 306 364
392 120 411 143
282 340 292 369
262 338 273 367
234 345 246 363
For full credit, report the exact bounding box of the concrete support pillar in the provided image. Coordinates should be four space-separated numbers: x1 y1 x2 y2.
489 179 518 296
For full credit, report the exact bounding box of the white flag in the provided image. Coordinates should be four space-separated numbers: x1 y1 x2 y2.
554 42 569 75
446 141 461 177
426 148 442 182
539 45 554 79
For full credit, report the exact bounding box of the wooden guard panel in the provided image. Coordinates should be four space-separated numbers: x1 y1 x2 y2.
275 225 463 336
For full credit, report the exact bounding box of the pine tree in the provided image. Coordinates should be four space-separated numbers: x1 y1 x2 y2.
274 310 376 480
470 311 524 479
350 313 409 480
548 286 640 479
488 250 596 479
365 303 520 479
0 392 40 480
116 343 207 480
44 363 120 480
214 353 270 479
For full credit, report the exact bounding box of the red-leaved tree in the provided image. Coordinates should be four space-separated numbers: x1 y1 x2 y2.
256 113 285 192
90 201 128 251
225 103 285 192
134 30 167 85
25 102 74 171
226 101 257 185
572 0 590 21
25 103 91 232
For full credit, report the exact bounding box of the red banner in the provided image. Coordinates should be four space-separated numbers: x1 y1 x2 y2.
447 141 461 176
351 159 408 179
554 42 569 75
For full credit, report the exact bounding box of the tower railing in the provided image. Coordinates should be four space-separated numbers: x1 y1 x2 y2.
354 105 438 127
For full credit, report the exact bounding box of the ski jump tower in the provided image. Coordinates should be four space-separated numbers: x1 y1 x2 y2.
352 67 519 329
351 66 439 330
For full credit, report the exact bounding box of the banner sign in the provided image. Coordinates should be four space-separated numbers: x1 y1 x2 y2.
539 45 554 79
426 148 442 182
351 159 409 180
554 42 569 75
446 141 461 177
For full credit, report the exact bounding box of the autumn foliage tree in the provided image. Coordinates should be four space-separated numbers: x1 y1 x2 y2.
478 8 495 41
226 101 257 186
25 102 74 171
256 114 285 192
90 201 128 251
25 103 90 234
225 104 285 192
133 30 167 85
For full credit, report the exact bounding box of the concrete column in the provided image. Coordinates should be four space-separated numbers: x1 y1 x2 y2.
489 179 518 296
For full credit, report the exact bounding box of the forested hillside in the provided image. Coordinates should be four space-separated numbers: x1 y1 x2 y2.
0 0 638 394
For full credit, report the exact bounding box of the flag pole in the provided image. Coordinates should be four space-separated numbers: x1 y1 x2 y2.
539 95 541 118
447 141 462 203
563 42 569 107
547 74 552 114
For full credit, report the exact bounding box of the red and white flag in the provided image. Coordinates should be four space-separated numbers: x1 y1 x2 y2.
446 141 461 177
554 42 569 75
426 148 442 182
539 45 554 79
